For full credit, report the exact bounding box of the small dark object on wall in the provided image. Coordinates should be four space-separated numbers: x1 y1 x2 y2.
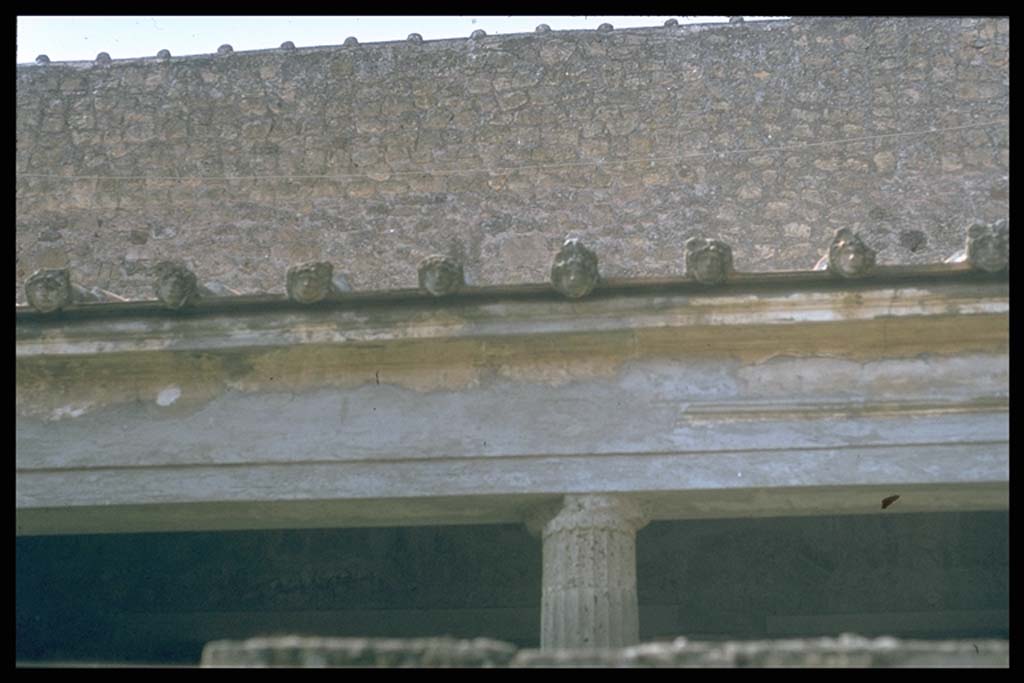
881 495 900 510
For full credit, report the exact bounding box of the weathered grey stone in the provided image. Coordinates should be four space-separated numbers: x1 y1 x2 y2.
826 228 876 278
202 636 519 668
156 49 171 59
550 238 599 299
511 636 1009 668
597 23 614 33
25 269 72 313
535 24 551 33
470 30 487 39
69 284 109 303
943 249 966 265
94 52 111 65
34 54 50 65
418 255 464 297
216 44 233 55
286 261 335 304
280 41 296 50
331 272 353 294
685 236 734 285
730 16 746 24
343 37 358 47
198 281 240 297
407 33 423 43
965 220 1008 272
154 261 200 309
194 634 1007 667
664 19 679 27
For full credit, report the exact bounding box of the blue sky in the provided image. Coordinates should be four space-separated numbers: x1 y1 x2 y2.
16 16 784 63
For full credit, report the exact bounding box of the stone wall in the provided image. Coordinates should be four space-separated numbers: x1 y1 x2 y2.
15 17 1008 303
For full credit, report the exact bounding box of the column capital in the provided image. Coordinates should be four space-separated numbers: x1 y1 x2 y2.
527 494 648 538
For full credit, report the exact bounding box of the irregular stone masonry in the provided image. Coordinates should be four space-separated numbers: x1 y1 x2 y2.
15 17 1008 304
199 635 1009 667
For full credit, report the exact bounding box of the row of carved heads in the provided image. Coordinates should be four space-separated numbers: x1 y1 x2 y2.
23 222 1008 313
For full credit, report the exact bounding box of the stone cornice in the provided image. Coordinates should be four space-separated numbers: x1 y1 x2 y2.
15 268 1008 359
16 261 1008 536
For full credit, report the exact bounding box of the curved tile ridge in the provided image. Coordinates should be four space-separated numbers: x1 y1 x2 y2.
16 18 795 67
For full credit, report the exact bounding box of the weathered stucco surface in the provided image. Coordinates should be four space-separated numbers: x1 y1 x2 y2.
15 17 1009 303
15 279 1009 534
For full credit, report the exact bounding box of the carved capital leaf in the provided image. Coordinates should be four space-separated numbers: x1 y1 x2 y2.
542 495 649 537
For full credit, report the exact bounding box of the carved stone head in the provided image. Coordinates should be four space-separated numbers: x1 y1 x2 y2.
418 255 464 297
966 221 1008 272
286 261 334 304
827 228 876 278
155 261 199 309
25 268 72 313
685 236 734 285
550 239 599 299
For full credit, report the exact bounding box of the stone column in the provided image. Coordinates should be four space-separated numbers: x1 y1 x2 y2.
530 494 648 650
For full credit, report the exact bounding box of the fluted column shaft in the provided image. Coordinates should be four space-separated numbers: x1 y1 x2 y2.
536 495 648 650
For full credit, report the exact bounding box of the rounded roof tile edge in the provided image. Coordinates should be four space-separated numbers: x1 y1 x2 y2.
15 18 796 67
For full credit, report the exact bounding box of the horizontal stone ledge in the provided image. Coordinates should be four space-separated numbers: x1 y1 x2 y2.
13 317 1011 382
16 405 1011 468
16 438 1009 498
508 635 1009 668
16 480 1009 536
14 264 1001 317
643 607 1009 641
15 348 1008 452
199 634 1009 667
14 278 1009 358
202 635 518 668
764 609 1009 638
